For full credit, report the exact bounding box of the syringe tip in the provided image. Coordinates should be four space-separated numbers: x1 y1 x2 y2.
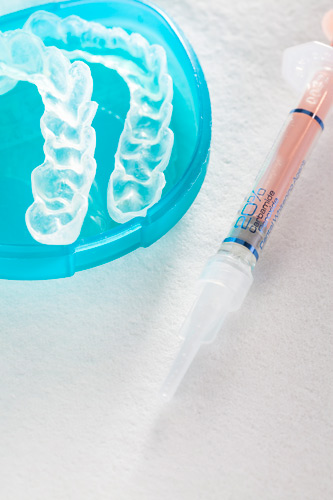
322 10 333 45
160 253 254 400
160 281 232 401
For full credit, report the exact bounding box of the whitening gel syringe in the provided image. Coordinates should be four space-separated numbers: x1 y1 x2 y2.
161 11 333 400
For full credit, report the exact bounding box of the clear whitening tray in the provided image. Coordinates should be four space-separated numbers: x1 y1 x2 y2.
0 0 211 280
23 10 175 225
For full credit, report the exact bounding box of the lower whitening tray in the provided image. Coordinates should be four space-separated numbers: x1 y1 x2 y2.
0 0 211 280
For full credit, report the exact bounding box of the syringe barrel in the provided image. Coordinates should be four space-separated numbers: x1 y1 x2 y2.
220 66 333 261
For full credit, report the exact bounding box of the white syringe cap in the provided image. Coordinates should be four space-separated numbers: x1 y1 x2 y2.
282 41 333 93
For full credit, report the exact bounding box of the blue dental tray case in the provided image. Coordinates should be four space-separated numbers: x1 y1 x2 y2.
0 0 211 280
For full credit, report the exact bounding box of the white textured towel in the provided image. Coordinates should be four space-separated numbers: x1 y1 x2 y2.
0 1 332 499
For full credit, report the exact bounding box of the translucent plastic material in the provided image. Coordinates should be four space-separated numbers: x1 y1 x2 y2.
282 41 333 94
24 10 174 223
0 28 97 245
0 0 211 280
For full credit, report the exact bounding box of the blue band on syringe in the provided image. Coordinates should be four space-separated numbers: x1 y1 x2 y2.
223 237 259 260
290 108 324 130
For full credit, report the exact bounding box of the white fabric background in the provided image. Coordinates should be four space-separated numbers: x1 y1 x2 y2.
0 0 332 499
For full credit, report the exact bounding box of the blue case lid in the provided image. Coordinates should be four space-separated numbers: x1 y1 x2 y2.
0 0 211 280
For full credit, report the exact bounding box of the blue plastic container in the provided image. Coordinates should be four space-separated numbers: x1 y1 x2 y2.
0 0 211 280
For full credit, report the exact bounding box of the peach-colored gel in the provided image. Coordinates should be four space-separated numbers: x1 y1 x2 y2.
322 9 333 45
225 67 333 256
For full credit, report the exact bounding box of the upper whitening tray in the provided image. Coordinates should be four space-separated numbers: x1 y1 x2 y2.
23 10 174 226
0 0 211 280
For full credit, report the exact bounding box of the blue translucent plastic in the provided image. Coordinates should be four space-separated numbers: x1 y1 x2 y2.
0 0 211 280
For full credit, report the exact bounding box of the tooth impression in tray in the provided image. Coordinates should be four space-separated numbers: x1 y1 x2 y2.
24 11 174 224
0 29 98 245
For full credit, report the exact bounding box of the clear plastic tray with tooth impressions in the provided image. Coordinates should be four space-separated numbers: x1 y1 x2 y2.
0 0 211 280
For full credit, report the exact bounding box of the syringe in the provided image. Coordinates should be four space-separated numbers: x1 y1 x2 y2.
161 11 333 400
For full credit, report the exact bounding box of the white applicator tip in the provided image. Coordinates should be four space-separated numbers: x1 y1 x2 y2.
160 254 254 400
160 282 233 401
